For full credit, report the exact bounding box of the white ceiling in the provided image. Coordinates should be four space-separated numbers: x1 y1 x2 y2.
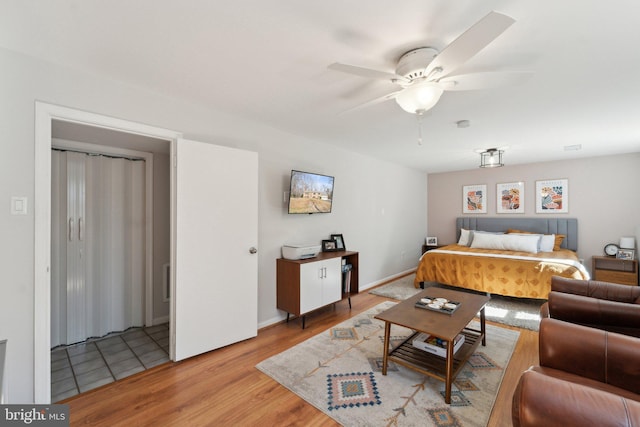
3 1 640 172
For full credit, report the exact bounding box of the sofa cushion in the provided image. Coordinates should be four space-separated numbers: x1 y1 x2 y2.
512 368 640 427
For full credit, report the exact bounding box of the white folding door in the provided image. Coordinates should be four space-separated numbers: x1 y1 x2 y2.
51 150 145 347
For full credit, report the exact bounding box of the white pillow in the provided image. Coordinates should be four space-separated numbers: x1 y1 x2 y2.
458 229 472 246
539 234 555 252
470 233 541 253
509 233 555 252
458 229 505 246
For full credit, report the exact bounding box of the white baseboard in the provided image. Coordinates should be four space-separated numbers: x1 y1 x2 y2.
259 314 287 330
359 268 416 291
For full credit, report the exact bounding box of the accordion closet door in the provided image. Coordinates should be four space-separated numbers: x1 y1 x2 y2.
51 150 145 347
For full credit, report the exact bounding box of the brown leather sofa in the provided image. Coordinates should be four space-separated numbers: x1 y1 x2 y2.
512 318 640 427
540 275 640 337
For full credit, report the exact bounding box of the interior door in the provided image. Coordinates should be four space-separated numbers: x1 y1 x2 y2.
173 139 258 361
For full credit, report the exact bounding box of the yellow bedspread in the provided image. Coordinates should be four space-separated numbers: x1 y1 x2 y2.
414 244 589 299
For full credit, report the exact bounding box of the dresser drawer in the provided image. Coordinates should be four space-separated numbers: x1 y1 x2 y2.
594 269 638 286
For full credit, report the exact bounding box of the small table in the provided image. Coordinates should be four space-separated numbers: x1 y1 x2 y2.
375 288 490 404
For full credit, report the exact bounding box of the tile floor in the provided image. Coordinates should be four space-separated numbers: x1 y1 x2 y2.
51 323 170 402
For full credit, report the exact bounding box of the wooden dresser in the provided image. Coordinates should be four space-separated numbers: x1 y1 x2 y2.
592 256 638 286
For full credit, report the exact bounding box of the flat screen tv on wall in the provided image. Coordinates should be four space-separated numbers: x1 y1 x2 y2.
287 170 334 214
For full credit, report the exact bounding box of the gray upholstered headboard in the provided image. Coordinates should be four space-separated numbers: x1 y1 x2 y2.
455 217 578 251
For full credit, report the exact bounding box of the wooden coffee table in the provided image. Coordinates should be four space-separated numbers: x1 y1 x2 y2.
374 287 490 404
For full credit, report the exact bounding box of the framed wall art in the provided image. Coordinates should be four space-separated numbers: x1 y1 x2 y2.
462 184 487 214
536 179 568 213
497 182 524 214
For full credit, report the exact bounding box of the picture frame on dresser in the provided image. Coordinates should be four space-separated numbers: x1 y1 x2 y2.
617 249 635 260
322 239 337 252
331 234 346 251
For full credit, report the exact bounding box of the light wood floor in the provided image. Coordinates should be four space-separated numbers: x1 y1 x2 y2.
64 289 538 426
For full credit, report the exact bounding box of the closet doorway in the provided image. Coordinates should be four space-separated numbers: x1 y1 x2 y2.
50 121 171 400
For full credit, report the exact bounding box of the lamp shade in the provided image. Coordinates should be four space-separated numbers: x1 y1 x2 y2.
395 82 444 114
620 236 635 249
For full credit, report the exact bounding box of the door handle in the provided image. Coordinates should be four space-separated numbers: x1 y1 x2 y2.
249 247 258 254
68 218 74 241
78 217 83 241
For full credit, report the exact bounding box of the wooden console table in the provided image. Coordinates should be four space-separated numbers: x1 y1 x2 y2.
277 250 359 328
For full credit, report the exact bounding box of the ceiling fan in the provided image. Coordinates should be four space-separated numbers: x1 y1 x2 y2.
328 11 531 114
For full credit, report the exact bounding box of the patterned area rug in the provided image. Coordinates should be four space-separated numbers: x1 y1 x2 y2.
256 301 519 427
369 274 544 331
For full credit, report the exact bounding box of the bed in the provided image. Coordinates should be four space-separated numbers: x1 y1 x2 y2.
414 217 590 299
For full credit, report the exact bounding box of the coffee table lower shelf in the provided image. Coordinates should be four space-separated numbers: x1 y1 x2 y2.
387 328 483 385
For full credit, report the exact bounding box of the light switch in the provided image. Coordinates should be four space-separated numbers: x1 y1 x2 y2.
11 196 28 215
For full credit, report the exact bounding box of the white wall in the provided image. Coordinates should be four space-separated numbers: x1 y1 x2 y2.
0 47 427 402
427 153 640 272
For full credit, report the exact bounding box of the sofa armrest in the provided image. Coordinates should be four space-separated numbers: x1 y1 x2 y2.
551 276 640 302
512 368 640 427
539 302 549 318
539 318 640 394
548 291 640 329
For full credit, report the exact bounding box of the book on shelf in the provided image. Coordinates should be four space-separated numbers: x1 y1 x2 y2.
412 333 465 357
341 263 352 293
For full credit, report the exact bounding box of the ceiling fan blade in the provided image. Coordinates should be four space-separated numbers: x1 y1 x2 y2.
439 71 532 91
424 11 515 79
328 62 407 83
338 90 402 114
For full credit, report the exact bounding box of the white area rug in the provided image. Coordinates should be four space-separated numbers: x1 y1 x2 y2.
256 301 520 427
369 274 544 331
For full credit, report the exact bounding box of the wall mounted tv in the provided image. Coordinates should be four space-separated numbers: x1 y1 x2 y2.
288 170 334 214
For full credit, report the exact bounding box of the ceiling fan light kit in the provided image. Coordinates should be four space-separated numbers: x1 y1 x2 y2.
480 148 504 168
395 81 444 114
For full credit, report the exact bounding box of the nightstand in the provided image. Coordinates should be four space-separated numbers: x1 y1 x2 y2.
592 256 638 286
422 244 444 254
